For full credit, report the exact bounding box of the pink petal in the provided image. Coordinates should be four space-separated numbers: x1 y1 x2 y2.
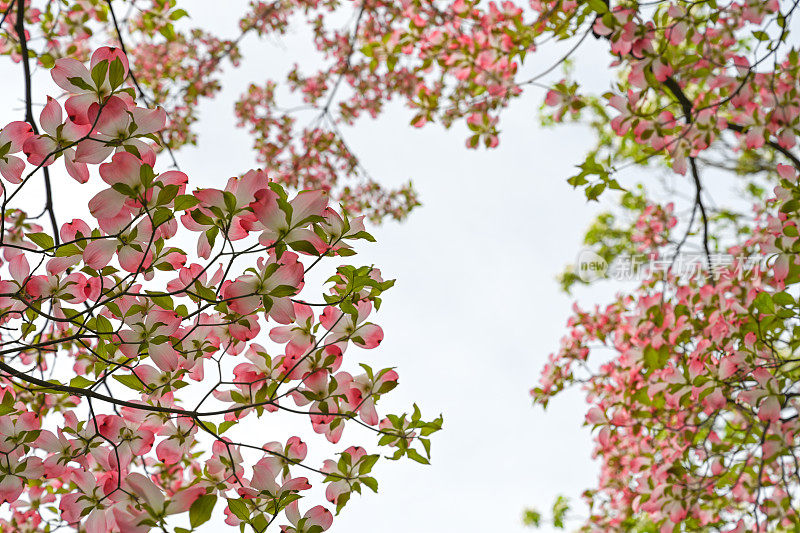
74 139 114 165
61 120 92 142
65 93 98 125
251 188 284 230
0 121 34 152
91 46 129 79
88 188 126 220
0 476 23 504
156 438 182 465
39 97 63 136
22 136 58 166
149 342 179 372
0 155 25 184
290 190 328 224
268 297 296 324
130 107 167 134
91 96 130 135
9 254 30 283
305 506 333 530
99 150 141 187
51 57 92 93
83 239 117 269
64 151 90 183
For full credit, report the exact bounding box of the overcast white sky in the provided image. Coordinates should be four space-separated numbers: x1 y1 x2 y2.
179 101 613 529
0 3 637 531
177 6 618 530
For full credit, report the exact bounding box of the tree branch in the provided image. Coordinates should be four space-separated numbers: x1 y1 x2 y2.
726 122 800 171
14 0 59 245
689 157 713 275
105 0 181 171
663 76 714 271
666 75 800 172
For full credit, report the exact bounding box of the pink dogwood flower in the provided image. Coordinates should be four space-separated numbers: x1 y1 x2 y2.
51 46 130 124
0 121 34 183
22 97 91 182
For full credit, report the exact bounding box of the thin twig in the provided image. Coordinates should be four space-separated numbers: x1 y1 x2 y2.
105 0 181 170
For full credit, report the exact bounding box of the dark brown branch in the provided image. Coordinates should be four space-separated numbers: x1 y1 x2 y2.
663 76 713 271
0 359 189 415
663 76 694 122
689 157 713 275
14 0 59 245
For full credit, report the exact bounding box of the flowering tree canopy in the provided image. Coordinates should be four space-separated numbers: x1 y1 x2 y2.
524 0 800 532
0 2 445 531
7 0 800 531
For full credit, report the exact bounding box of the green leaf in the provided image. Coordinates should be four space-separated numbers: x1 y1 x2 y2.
91 60 109 90
406 449 430 464
189 494 217 528
361 476 378 492
223 191 238 213
67 76 93 91
169 8 189 20
156 184 180 206
0 403 15 417
361 44 375 58
55 243 82 257
113 374 144 392
28 232 55 250
38 53 55 69
191 209 214 226
780 200 800 213
0 391 15 416
150 294 174 310
226 498 249 521
358 454 379 474
587 0 609 13
69 376 94 388
754 291 775 315
643 345 660 370
269 285 299 298
522 508 542 527
96 315 114 334
139 163 156 186
109 57 126 89
174 194 199 211
552 495 570 528
773 291 794 307
289 239 321 256
159 23 177 41
348 230 376 242
151 207 173 228
112 182 136 197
